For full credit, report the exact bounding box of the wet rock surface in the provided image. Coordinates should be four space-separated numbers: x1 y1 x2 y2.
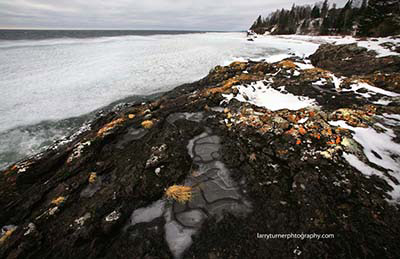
1 43 400 258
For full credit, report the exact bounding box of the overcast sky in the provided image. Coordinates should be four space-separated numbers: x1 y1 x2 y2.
0 0 348 30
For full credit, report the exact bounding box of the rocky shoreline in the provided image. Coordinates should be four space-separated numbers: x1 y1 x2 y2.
1 42 400 258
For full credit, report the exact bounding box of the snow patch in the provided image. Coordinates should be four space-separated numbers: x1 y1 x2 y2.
223 81 316 111
277 35 400 57
294 62 315 70
330 120 400 202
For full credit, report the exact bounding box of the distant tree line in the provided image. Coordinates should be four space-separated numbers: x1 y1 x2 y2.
250 0 400 37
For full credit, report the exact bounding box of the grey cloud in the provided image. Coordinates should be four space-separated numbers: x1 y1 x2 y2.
0 0 348 30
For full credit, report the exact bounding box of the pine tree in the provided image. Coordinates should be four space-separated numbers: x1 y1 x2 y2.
311 5 321 19
251 15 263 30
321 0 330 18
342 0 354 34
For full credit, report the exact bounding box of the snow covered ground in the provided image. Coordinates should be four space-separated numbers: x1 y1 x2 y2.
223 80 316 111
275 35 400 57
330 120 400 202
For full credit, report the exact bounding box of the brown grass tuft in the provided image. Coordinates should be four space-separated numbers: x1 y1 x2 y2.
165 185 192 203
51 196 66 206
88 172 97 184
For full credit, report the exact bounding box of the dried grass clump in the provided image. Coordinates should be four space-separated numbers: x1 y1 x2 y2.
165 185 192 203
0 229 15 244
88 172 97 184
51 196 66 205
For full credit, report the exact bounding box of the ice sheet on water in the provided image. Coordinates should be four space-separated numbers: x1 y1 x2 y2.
130 200 166 225
0 32 290 168
0 32 289 133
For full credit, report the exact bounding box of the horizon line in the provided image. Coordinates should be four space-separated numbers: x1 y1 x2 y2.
0 27 244 32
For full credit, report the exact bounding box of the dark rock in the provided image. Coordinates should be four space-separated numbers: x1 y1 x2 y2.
310 43 400 77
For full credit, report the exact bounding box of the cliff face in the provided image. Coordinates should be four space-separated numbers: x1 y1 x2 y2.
1 42 400 258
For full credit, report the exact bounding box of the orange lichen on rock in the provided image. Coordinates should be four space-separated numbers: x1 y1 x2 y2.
278 60 296 69
229 61 247 71
206 78 238 95
165 185 192 203
287 114 297 123
236 73 262 81
321 128 333 136
296 139 302 145
298 126 307 135
277 150 289 155
97 118 125 137
311 133 321 140
285 128 297 136
141 120 154 129
128 114 135 119
303 68 331 79
51 196 66 205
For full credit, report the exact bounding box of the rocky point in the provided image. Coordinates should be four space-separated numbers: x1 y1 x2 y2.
1 42 400 259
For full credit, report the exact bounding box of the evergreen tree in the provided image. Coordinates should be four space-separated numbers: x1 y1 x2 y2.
311 5 321 18
321 0 330 18
342 0 354 34
251 15 263 30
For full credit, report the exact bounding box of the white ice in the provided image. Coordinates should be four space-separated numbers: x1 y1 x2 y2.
130 200 166 225
294 62 315 70
0 32 285 133
164 220 196 259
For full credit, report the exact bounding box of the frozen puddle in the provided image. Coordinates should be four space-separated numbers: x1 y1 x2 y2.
330 120 400 202
127 113 251 258
223 80 316 111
